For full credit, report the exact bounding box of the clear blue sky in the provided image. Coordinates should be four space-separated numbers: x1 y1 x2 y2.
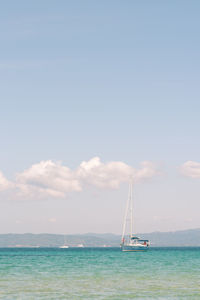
0 1 200 234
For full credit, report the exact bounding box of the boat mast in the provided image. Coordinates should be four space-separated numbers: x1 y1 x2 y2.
121 181 130 243
130 179 133 238
122 177 134 243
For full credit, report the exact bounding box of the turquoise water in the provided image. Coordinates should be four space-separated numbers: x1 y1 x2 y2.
0 248 200 299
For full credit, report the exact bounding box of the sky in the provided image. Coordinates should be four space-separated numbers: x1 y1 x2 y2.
0 0 200 234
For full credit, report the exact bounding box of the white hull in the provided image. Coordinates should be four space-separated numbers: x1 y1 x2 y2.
122 244 149 251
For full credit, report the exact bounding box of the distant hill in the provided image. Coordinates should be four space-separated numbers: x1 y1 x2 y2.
0 229 200 247
141 228 200 247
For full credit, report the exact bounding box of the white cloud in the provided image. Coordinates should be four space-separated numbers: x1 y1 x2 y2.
0 171 12 192
16 160 81 198
180 161 200 178
0 157 159 199
77 157 158 188
77 157 133 189
134 161 159 182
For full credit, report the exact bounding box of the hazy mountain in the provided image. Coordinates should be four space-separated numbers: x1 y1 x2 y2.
0 229 200 247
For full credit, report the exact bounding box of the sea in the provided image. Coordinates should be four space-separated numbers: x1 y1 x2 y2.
0 247 200 299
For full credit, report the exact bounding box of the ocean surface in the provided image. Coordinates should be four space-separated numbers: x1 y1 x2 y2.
0 247 200 299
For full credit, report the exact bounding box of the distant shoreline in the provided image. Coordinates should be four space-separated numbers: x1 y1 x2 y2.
0 228 200 247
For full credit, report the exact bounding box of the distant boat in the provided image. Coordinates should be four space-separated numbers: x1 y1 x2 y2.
77 244 84 248
59 235 69 248
121 179 150 252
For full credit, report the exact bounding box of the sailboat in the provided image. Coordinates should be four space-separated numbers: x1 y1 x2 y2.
121 179 150 251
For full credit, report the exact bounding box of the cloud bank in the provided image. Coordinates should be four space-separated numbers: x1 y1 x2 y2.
0 171 12 192
0 157 159 199
16 160 81 198
180 161 200 178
